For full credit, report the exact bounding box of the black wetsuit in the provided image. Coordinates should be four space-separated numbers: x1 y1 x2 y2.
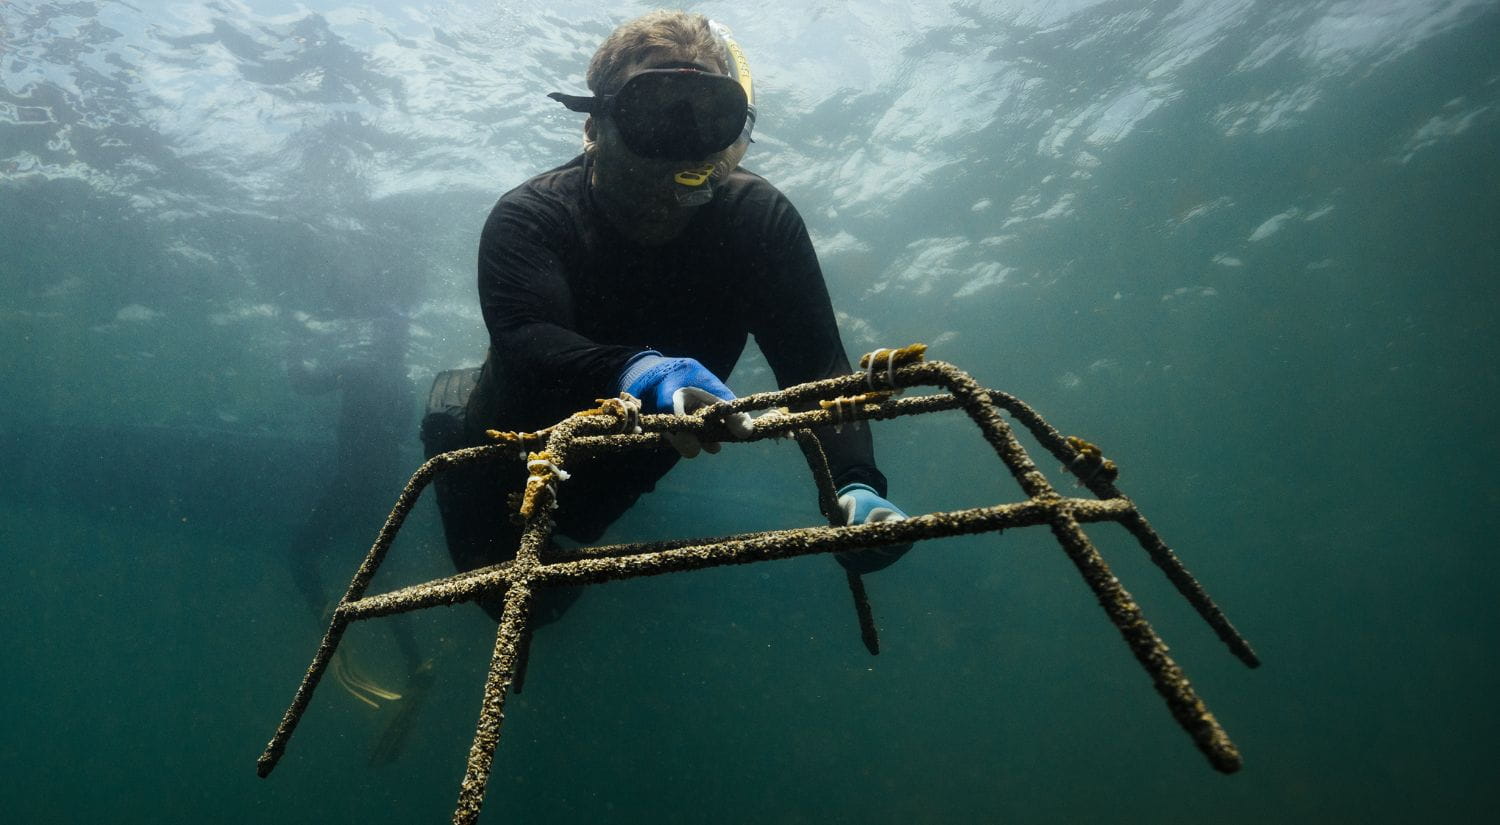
427 154 886 621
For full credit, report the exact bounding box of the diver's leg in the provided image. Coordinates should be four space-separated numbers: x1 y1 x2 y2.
390 615 425 673
427 458 587 627
286 484 342 621
429 459 517 622
531 580 584 626
422 368 590 628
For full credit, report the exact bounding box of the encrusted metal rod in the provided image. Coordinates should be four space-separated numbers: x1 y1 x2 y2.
1117 510 1260 668
794 429 881 655
454 583 534 825
340 481 423 598
791 373 1258 673
258 445 523 777
982 388 1088 463
567 393 962 452
919 362 1057 500
846 570 880 656
339 562 517 622
259 349 1258 823
343 447 514 604
554 527 815 561
983 388 1259 668
727 370 924 413
792 430 846 526
864 359 1245 770
340 498 1132 622
1048 511 1242 773
565 393 969 461
256 614 352 777
530 500 1124 587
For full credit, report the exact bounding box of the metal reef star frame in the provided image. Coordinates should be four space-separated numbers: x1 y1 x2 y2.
257 345 1259 824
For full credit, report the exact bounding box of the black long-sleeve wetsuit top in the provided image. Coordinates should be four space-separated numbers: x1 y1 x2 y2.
468 154 885 542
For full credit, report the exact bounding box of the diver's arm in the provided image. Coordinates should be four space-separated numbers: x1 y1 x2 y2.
477 196 637 396
750 192 911 573
750 195 888 496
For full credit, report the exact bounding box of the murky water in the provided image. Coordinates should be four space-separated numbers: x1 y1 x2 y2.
2 1 1496 821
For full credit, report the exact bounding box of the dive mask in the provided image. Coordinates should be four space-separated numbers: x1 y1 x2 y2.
549 69 748 161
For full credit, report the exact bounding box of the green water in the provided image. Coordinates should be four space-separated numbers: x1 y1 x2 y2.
2 0 1496 822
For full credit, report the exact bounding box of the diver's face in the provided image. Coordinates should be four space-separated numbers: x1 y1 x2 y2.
589 53 723 245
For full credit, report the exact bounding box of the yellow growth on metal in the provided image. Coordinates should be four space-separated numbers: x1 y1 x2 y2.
1065 434 1120 483
858 342 928 372
257 347 1259 824
819 389 898 433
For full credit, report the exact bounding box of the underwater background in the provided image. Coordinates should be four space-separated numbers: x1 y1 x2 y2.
2 0 1496 822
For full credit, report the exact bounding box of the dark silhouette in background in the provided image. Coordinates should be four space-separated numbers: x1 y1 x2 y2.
284 310 414 616
284 306 430 762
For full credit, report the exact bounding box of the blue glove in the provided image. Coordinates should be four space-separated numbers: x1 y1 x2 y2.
834 483 913 574
619 352 734 413
618 351 752 458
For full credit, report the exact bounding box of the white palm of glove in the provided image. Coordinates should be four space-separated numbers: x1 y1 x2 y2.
835 483 913 574
670 386 754 458
838 492 907 526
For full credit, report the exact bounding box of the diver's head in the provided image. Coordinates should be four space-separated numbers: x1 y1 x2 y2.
549 12 755 244
584 11 727 108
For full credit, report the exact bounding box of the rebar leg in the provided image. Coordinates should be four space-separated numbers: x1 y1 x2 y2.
257 615 351 777
1118 510 1261 668
794 429 884 655
454 583 534 825
1049 514 1242 773
845 570 880 655
985 386 1259 668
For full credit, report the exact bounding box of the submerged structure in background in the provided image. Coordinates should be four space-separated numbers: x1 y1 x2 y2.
257 345 1259 824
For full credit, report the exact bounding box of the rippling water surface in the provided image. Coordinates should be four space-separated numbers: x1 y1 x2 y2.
2 1 1496 822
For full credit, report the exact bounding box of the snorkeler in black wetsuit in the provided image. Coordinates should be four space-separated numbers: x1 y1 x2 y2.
287 309 435 753
286 310 415 622
423 11 912 625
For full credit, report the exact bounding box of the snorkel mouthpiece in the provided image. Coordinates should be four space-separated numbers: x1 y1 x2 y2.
673 163 716 206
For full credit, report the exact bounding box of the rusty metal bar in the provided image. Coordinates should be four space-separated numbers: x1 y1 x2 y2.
257 348 1257 824
793 428 881 655
454 583 533 825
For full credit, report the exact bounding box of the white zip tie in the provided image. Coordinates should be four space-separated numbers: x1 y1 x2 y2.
597 393 642 434
864 348 887 389
863 348 900 390
824 395 867 433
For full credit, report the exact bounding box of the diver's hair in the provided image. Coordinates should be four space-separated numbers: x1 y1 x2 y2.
586 10 725 97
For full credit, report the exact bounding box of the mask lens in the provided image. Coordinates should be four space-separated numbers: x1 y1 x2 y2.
612 71 747 160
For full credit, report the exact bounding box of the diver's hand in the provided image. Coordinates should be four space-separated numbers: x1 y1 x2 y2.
618 352 752 458
834 483 914 574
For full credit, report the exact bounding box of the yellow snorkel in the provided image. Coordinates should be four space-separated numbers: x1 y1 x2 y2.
673 20 756 206
712 19 756 146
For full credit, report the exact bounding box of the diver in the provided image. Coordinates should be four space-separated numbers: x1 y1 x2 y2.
285 304 433 761
422 10 912 627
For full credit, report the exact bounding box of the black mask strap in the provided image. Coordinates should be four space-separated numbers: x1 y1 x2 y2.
547 92 603 113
